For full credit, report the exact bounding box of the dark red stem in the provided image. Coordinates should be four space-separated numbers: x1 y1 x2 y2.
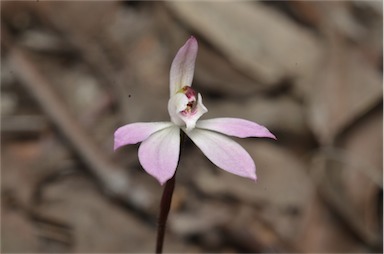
156 174 176 253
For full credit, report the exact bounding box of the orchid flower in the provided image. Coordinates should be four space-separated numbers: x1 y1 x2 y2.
114 36 276 185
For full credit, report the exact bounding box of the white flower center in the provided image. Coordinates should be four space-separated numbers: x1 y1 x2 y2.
168 86 208 131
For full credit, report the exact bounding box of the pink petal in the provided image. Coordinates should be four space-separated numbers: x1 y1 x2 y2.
138 126 180 185
170 36 198 96
114 122 173 150
186 128 257 180
196 118 276 139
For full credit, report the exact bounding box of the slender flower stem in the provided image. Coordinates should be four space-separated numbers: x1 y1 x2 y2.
155 132 186 253
156 174 176 254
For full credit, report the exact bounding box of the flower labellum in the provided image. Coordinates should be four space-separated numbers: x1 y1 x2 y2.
114 36 276 185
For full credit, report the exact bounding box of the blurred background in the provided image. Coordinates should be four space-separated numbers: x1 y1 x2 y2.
1 1 383 253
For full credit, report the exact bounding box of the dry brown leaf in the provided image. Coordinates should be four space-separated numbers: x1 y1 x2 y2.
307 36 382 144
204 95 308 137
308 146 382 250
167 1 322 87
34 174 200 253
193 142 314 242
1 208 40 253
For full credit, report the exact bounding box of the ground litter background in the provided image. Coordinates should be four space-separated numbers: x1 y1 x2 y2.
1 1 383 253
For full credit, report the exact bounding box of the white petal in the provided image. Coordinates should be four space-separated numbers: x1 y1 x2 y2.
138 126 180 185
186 128 256 180
169 36 198 96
